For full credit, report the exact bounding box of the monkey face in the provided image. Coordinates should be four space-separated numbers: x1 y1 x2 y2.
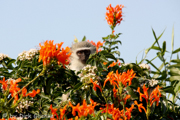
76 49 91 64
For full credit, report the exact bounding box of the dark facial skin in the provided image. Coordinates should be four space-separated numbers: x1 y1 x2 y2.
76 49 91 64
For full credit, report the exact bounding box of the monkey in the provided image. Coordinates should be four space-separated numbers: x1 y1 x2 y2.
69 41 96 72
61 41 96 102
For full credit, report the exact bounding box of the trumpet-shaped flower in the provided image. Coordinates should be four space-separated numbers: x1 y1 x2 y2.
137 84 162 107
26 89 40 97
0 77 8 90
134 100 146 113
150 85 162 106
69 99 96 118
60 105 67 119
50 104 59 120
90 78 102 92
101 104 134 120
105 4 124 27
39 40 71 67
108 59 121 68
104 69 136 88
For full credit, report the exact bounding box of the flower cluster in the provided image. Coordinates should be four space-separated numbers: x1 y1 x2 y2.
50 99 96 120
105 4 124 28
50 104 67 120
104 69 136 88
16 100 34 113
0 77 40 104
38 40 71 67
87 40 105 53
0 117 16 120
148 79 158 87
137 84 162 106
101 104 134 120
0 53 9 61
139 63 151 71
69 99 97 118
18 49 38 61
78 65 98 83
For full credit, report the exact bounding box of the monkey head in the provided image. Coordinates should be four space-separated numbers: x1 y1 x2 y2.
69 41 96 71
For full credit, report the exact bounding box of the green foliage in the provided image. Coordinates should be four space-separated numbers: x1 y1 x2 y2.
0 26 180 119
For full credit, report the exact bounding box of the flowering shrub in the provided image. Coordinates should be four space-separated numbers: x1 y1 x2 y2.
1 3 180 120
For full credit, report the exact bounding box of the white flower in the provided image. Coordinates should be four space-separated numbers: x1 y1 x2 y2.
139 63 151 71
0 53 9 61
148 79 158 87
18 49 38 61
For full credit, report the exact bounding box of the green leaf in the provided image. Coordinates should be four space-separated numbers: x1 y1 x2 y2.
153 62 164 78
169 68 180 76
169 76 180 81
162 41 166 54
170 59 180 64
162 86 175 95
172 48 180 54
168 64 180 69
151 46 161 51
145 28 165 54
125 86 138 99
146 59 161 72
174 81 180 93
82 36 86 41
39 94 52 102
73 82 83 90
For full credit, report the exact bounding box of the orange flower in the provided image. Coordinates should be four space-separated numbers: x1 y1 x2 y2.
9 78 21 103
22 87 27 97
150 85 162 106
105 4 124 27
90 78 102 92
8 117 16 120
134 100 147 113
26 89 40 97
69 99 96 118
39 40 71 67
104 69 136 88
103 62 107 65
87 40 105 53
123 95 131 104
137 85 162 107
50 104 59 120
113 86 118 98
69 102 81 116
0 77 8 90
60 105 67 119
101 104 132 120
108 60 121 68
137 84 149 103
68 116 78 120
125 104 134 120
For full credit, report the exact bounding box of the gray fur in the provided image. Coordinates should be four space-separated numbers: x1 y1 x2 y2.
69 41 96 71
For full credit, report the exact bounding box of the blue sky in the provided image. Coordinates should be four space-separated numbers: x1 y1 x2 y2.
0 0 180 67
